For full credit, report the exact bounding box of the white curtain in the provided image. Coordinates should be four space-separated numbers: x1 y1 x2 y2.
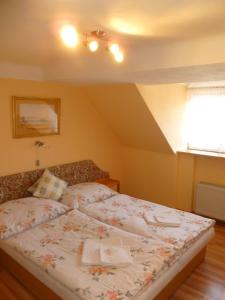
186 87 225 153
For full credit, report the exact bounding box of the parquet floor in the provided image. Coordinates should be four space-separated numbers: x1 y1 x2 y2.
0 225 224 300
170 224 225 300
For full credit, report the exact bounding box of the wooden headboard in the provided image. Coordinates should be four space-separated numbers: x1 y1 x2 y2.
0 160 109 203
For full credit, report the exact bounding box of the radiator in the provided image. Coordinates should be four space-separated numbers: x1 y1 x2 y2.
195 182 225 221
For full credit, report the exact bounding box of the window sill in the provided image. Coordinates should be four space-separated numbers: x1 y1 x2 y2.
178 149 225 159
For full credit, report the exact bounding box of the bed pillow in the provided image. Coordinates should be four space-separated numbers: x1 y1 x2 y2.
27 178 40 193
61 182 117 208
33 169 68 201
0 197 70 240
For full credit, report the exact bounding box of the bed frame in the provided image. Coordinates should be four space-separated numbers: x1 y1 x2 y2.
0 160 208 299
0 247 206 300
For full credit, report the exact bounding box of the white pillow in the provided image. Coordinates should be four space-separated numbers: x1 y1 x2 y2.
61 182 117 209
0 197 70 239
28 178 40 193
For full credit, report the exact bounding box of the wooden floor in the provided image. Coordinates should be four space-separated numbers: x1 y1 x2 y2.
170 224 225 300
0 225 224 300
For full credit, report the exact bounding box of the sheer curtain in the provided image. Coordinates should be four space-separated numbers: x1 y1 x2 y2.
186 87 225 153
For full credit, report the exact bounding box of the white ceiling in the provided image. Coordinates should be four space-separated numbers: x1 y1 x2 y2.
1 0 225 84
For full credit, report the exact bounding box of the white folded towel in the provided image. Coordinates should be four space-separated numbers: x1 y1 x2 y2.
81 237 133 267
81 239 101 266
100 243 133 267
143 213 156 225
144 212 181 227
154 214 181 226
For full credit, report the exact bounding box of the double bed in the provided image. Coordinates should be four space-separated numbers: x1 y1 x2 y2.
0 160 215 300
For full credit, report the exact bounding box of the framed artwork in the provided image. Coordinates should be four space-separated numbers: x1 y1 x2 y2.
12 97 61 138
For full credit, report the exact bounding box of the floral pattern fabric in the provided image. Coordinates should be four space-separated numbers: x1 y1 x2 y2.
80 194 215 251
0 197 70 239
61 183 117 209
4 210 179 300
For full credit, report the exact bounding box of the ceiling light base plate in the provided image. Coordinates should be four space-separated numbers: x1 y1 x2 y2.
90 30 107 40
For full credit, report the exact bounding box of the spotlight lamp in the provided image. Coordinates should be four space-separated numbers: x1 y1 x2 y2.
107 42 124 63
109 43 120 55
114 51 124 63
88 40 99 52
60 25 79 48
61 27 125 63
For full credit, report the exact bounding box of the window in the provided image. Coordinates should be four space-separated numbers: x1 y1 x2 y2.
186 87 225 153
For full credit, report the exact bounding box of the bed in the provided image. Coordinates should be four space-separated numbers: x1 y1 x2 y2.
0 160 215 300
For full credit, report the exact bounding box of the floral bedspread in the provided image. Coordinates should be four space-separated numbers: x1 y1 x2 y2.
3 210 179 300
80 194 215 251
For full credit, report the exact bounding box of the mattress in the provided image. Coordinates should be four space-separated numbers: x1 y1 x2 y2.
79 194 215 252
0 226 214 300
138 227 214 300
0 209 180 300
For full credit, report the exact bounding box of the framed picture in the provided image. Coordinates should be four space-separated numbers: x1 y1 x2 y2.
12 97 61 138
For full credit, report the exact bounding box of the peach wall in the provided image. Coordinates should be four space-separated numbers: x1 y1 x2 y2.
121 147 178 207
122 149 225 212
0 79 123 179
1 79 225 214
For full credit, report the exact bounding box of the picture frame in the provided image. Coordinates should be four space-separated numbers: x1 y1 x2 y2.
12 97 61 138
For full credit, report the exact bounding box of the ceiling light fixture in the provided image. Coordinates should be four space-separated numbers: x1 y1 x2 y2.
84 30 124 63
60 27 125 63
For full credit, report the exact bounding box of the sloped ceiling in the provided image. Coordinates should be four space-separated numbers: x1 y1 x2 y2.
83 83 187 154
84 84 172 153
137 84 187 151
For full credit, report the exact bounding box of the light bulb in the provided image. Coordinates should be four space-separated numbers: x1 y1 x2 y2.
109 43 120 55
88 40 99 52
60 25 79 48
114 51 124 63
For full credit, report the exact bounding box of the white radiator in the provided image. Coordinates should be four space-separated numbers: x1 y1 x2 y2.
195 182 225 221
